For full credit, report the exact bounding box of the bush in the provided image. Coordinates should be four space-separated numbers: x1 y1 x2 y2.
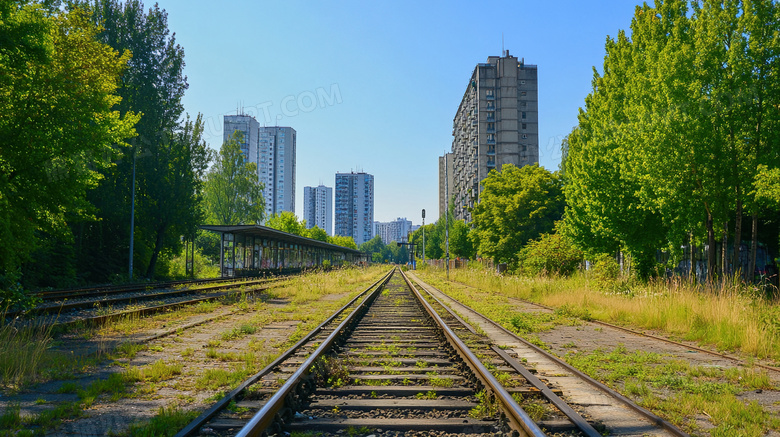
518 233 583 276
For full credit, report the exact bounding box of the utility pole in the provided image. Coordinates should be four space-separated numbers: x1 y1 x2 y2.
129 146 136 280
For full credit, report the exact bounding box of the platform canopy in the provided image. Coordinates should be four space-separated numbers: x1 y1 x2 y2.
199 224 363 255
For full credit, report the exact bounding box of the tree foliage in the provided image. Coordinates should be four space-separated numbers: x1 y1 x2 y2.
0 3 138 277
470 164 564 265
203 132 264 226
564 0 780 279
518 230 583 277
265 211 306 235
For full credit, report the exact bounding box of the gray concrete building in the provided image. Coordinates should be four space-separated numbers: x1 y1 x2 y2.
259 126 296 217
224 115 260 169
223 116 297 219
303 185 333 236
334 172 374 246
443 53 538 222
438 153 454 220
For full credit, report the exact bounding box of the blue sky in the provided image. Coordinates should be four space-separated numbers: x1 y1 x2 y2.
158 0 643 224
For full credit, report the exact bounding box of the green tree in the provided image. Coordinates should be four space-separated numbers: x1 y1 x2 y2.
72 0 193 280
305 226 329 242
518 230 583 277
265 211 306 236
0 3 138 280
359 235 386 262
328 235 357 250
142 115 210 278
470 164 564 265
203 132 264 225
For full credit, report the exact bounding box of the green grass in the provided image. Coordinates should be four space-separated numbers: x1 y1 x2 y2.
565 344 779 435
117 406 198 437
0 319 53 390
220 324 257 341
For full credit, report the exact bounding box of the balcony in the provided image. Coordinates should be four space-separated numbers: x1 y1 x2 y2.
486 138 496 144
485 104 496 111
487 158 496 167
486 126 495 133
486 115 495 122
486 93 495 100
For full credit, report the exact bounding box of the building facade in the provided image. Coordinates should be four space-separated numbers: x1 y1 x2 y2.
334 172 374 246
303 185 333 235
374 217 413 245
438 153 454 220
443 53 538 222
223 116 297 219
259 126 296 217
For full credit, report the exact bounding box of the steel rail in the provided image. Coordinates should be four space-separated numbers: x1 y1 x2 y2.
410 273 690 437
411 277 602 437
399 270 546 437
234 268 395 437
175 267 395 437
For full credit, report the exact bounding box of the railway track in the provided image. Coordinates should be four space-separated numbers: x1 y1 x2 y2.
7 276 288 327
178 267 670 436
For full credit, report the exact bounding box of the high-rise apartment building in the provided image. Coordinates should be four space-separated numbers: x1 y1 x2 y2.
223 116 297 218
442 53 538 222
303 185 333 235
223 115 260 168
438 153 454 219
374 217 413 245
259 127 296 216
334 172 374 246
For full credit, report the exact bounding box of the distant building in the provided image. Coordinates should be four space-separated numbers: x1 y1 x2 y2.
444 53 538 222
303 185 333 235
374 217 414 245
223 114 259 168
223 116 297 218
334 172 374 246
438 153 454 220
259 126 296 217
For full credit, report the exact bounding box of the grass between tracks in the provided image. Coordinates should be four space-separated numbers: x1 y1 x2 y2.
0 265 389 435
415 265 780 436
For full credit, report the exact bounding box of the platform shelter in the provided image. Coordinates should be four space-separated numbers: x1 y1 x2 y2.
199 225 369 278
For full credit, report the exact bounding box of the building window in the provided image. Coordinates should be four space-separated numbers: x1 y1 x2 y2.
522 134 527 139
522 123 527 130
522 112 526 119
521 91 527 97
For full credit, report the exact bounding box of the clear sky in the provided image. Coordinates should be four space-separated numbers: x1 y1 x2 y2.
156 0 644 225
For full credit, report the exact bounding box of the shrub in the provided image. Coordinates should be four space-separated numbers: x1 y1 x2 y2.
518 233 583 276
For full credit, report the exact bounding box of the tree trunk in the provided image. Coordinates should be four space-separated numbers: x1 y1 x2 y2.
145 225 166 279
733 198 742 280
748 214 758 283
706 212 717 283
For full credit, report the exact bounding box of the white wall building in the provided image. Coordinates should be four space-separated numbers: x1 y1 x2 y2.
374 217 414 245
303 185 333 235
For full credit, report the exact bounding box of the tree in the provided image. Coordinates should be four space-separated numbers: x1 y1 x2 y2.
306 226 329 242
203 132 265 225
563 0 780 280
328 235 357 250
265 211 306 236
470 164 564 265
72 0 193 280
518 230 583 277
141 114 210 278
0 3 138 279
359 235 386 261
449 220 476 259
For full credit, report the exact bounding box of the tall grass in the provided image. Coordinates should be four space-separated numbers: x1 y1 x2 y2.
422 267 780 361
0 316 53 390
